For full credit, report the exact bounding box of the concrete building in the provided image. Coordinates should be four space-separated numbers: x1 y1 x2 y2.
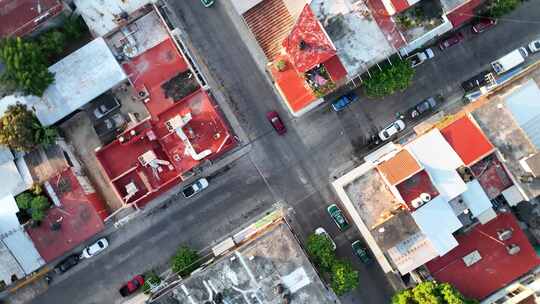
153 220 337 304
333 114 540 301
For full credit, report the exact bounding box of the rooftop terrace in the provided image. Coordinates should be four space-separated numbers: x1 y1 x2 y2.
166 222 334 304
26 168 106 262
426 212 540 300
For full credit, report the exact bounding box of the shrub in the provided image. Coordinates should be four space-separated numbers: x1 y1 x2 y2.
275 60 287 71
483 0 521 18
63 15 86 40
392 281 479 304
142 271 161 294
171 246 200 277
39 30 66 56
15 192 34 210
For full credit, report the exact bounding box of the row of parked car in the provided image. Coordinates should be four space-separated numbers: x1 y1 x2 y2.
316 204 373 264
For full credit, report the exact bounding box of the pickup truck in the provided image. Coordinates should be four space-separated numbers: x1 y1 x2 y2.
407 48 434 68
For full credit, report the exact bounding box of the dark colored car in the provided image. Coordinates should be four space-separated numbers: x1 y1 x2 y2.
331 92 359 112
54 254 80 274
410 97 437 118
266 111 286 135
327 204 350 231
352 240 372 264
439 33 464 50
472 18 497 34
119 275 145 297
461 70 494 92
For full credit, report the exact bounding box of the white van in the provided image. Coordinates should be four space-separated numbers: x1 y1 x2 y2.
491 47 528 75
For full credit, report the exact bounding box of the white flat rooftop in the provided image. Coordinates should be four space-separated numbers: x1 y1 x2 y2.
407 129 467 201
74 0 153 36
0 37 127 126
310 0 395 77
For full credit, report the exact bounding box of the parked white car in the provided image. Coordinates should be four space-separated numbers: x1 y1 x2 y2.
81 238 109 259
315 227 336 250
407 48 435 68
182 178 209 198
529 40 540 53
378 120 406 141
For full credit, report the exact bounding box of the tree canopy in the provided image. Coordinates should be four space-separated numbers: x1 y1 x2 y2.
171 245 201 277
363 59 415 98
0 103 57 151
307 233 336 271
330 260 359 295
0 37 54 96
392 281 479 304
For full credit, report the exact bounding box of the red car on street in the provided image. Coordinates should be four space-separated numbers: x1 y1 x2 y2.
472 18 497 33
439 32 464 50
119 275 145 297
266 111 286 135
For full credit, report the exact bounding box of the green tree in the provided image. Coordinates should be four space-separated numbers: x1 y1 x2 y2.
38 30 66 56
0 37 54 96
307 233 336 271
330 260 359 295
171 246 200 277
62 15 86 40
391 281 479 304
363 59 415 98
0 103 57 151
15 192 34 210
483 0 521 18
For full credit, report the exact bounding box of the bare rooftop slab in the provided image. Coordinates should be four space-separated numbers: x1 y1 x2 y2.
167 222 335 304
472 74 540 201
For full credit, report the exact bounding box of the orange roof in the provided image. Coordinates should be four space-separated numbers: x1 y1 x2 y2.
377 150 422 185
270 56 317 113
440 116 494 166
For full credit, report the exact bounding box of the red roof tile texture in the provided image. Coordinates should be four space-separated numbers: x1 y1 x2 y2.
446 0 484 27
242 0 294 61
0 0 63 37
269 56 316 113
366 0 406 48
426 213 540 300
283 5 336 73
441 116 494 166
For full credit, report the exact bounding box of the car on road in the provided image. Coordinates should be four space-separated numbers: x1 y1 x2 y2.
327 204 349 231
439 33 464 50
200 0 215 7
352 240 372 264
266 111 286 135
410 97 437 118
81 238 109 259
182 178 209 198
119 275 145 297
54 254 80 274
378 119 405 141
472 18 497 33
331 92 359 112
461 70 495 92
407 48 435 68
315 227 337 250
529 40 540 53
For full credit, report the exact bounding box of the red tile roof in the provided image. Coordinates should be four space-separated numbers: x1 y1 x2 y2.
426 213 540 300
0 0 63 37
441 116 494 166
242 0 294 61
324 55 348 83
26 168 106 262
366 0 406 48
395 170 440 210
282 5 336 73
391 0 412 13
446 0 484 28
470 154 513 199
270 56 317 113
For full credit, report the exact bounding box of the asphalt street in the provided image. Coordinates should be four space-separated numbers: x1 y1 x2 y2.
27 0 540 303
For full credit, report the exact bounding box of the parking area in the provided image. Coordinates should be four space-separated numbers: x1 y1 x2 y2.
59 83 151 212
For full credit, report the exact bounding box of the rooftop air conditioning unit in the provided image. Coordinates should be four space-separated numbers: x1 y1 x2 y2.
420 193 431 203
497 229 513 241
506 244 521 255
